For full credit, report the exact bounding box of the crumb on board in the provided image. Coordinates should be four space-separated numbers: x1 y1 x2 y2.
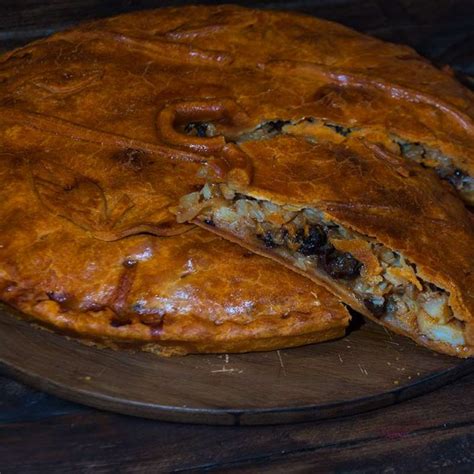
211 367 243 374
358 364 368 376
276 350 287 375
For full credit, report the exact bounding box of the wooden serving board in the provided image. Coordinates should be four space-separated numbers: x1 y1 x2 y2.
1 304 472 425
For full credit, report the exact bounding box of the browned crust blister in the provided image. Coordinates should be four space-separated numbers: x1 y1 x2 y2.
0 5 473 356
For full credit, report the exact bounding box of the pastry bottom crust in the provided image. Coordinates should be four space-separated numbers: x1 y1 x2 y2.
2 301 346 356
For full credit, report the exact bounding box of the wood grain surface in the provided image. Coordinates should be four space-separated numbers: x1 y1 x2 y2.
1 0 474 471
2 370 474 472
1 304 473 425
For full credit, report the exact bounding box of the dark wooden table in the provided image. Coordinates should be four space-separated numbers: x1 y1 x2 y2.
1 1 473 471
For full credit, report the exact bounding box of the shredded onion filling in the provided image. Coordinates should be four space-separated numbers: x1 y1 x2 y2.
178 184 467 348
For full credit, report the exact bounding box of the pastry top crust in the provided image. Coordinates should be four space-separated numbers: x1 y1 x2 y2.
0 5 473 174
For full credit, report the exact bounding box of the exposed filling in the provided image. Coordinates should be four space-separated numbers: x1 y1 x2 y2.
183 117 474 204
393 138 474 203
184 121 217 138
178 185 467 348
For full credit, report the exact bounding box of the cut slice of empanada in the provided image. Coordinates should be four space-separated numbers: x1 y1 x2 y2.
178 135 474 357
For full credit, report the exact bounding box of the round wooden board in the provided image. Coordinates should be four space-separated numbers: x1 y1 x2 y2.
0 304 472 426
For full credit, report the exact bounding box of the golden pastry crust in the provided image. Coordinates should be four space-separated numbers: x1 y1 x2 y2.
0 5 473 356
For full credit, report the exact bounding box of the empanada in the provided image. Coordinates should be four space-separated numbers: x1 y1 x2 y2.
1 5 472 356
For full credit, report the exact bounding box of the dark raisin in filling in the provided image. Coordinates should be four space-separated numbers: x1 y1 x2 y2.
266 120 289 133
256 223 361 280
110 318 132 328
446 169 467 188
363 298 386 318
325 123 352 137
184 122 208 137
294 225 328 256
396 139 473 198
320 250 362 280
258 231 277 248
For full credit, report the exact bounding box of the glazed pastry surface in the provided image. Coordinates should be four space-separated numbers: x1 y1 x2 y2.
1 5 473 355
